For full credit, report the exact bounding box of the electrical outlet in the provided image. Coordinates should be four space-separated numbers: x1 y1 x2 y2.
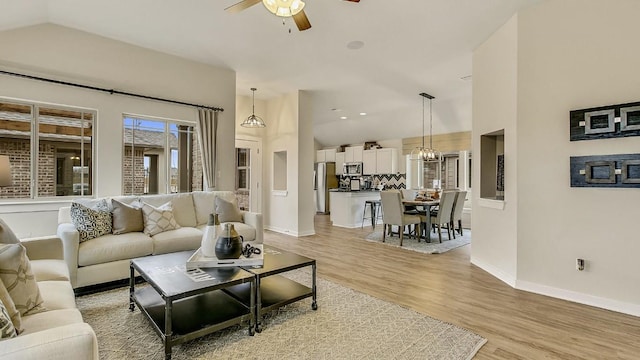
576 258 585 271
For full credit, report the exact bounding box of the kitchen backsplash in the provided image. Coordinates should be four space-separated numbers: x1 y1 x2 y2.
373 174 406 189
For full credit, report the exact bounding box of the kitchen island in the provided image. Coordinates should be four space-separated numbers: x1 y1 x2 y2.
329 189 382 228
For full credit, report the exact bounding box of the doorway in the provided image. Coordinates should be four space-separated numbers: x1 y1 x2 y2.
235 137 262 213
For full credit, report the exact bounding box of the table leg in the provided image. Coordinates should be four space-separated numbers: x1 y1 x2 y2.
254 276 263 333
129 264 135 311
164 298 172 360
311 262 318 310
249 279 256 336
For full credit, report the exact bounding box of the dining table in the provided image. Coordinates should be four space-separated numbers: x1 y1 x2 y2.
402 198 440 242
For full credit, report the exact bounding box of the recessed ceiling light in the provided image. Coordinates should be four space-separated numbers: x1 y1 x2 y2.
340 116 348 120
346 40 365 50
359 112 367 116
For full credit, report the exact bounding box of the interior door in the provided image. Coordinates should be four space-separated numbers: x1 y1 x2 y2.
235 138 262 213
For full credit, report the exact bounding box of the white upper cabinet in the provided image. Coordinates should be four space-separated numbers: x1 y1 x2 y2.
345 145 364 163
316 149 337 163
335 152 345 175
376 148 397 174
362 149 377 175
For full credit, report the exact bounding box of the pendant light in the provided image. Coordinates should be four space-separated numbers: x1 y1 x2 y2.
411 92 438 161
241 88 266 128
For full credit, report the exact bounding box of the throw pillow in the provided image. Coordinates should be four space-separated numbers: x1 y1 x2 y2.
0 244 45 317
70 202 113 242
215 197 243 223
0 280 20 335
111 199 143 235
0 218 19 244
0 299 17 340
141 202 180 236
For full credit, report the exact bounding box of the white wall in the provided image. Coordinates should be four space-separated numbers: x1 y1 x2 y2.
0 24 236 237
473 0 640 316
471 14 519 285
263 91 314 236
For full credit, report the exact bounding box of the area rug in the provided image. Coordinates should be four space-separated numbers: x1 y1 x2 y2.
364 229 471 254
77 270 486 360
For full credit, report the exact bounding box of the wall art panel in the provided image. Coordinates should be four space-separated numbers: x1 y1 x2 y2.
570 101 640 141
570 153 640 188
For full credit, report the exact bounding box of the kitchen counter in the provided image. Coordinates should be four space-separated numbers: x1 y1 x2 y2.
329 190 382 228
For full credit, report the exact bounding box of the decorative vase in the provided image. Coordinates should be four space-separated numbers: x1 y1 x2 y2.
215 223 243 259
200 213 220 257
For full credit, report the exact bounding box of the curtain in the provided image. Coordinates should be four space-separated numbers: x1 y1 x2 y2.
197 108 219 191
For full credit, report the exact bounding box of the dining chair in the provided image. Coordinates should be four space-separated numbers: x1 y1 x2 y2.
380 190 421 246
429 190 456 243
450 190 467 237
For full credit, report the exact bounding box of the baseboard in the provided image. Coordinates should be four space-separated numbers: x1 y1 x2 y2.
470 256 517 287
265 225 315 237
516 280 640 317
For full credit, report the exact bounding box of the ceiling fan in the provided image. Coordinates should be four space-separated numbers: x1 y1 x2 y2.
225 0 360 31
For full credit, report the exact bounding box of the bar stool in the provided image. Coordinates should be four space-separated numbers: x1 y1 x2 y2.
362 200 383 229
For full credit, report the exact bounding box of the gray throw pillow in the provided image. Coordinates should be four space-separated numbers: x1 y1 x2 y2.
0 218 19 245
70 202 113 242
111 199 143 235
215 197 243 223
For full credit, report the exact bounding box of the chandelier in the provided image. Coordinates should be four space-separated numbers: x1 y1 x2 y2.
411 92 438 161
262 0 305 17
240 88 266 128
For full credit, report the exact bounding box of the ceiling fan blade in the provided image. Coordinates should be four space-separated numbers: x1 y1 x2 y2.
344 0 360 2
293 10 311 31
225 0 262 13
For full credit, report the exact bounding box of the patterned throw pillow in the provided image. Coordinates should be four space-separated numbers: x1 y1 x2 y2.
141 202 180 236
0 280 21 335
0 299 17 340
215 197 243 223
0 244 45 317
70 202 113 242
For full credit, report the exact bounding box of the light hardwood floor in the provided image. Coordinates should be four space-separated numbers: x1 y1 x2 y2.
264 215 640 359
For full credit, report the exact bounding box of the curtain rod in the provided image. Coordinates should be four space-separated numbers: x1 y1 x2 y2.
0 69 224 112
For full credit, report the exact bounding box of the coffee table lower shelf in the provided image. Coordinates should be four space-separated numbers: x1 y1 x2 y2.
133 286 254 348
225 275 314 323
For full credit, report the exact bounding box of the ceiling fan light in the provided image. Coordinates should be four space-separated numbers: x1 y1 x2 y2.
262 0 305 17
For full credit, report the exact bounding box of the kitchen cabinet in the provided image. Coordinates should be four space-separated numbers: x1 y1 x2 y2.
362 149 377 175
335 152 345 175
345 145 363 163
316 149 337 163
376 148 397 174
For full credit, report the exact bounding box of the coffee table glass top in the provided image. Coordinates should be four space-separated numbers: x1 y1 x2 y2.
242 245 315 276
131 250 255 298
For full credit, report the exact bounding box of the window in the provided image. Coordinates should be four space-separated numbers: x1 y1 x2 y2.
0 99 94 199
123 116 201 195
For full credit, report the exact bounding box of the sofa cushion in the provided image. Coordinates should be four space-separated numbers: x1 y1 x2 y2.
192 191 236 226
215 197 243 223
196 222 256 242
141 202 180 236
0 244 45 316
0 218 19 245
78 233 153 267
19 309 83 336
0 298 17 339
111 199 144 235
70 202 113 242
30 260 70 282
37 281 76 311
0 280 20 335
152 227 202 255
141 193 196 227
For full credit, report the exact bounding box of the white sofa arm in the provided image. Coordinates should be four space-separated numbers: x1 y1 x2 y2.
242 211 263 244
0 323 98 360
56 223 80 288
20 236 64 261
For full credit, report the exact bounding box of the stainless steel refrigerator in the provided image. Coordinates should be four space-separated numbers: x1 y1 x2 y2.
314 162 338 214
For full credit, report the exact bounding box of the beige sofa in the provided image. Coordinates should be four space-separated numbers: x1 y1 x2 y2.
0 235 98 360
57 191 263 289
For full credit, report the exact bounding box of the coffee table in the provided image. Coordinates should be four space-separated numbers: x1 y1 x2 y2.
225 245 317 332
129 251 256 360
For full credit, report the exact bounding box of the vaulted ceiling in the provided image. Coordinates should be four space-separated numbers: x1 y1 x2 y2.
0 0 541 146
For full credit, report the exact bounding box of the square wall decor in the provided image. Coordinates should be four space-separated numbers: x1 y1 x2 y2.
570 101 640 141
570 154 640 188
